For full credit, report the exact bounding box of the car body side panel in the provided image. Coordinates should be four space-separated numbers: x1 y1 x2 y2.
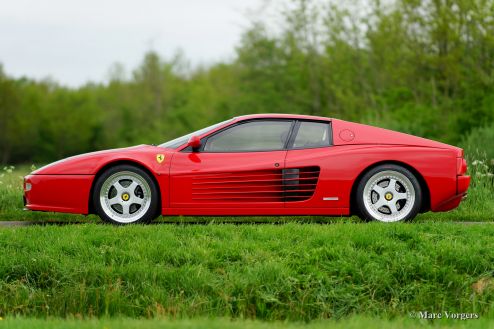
285 145 458 211
169 151 287 210
163 207 349 216
147 153 173 213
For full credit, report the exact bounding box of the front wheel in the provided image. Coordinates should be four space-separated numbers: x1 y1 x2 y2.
356 164 422 222
93 165 160 224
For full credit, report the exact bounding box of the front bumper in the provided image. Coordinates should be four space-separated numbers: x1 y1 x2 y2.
24 174 94 214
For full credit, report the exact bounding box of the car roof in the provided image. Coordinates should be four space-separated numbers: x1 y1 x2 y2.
233 113 332 122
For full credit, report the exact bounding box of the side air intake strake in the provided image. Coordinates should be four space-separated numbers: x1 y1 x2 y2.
191 167 320 202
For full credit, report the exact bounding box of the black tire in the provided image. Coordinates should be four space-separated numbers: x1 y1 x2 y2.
355 164 422 222
93 164 160 224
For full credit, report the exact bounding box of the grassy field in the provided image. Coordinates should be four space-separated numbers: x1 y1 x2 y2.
1 223 494 320
0 164 493 328
0 316 491 329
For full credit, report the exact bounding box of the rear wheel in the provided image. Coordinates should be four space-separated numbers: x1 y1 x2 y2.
93 165 159 224
356 164 422 222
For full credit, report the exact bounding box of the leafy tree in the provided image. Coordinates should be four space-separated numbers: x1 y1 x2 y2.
0 0 493 164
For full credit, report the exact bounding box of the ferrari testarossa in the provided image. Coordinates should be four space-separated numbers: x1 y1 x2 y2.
24 114 470 224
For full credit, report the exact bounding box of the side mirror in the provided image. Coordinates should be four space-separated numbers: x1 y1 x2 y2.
187 135 201 151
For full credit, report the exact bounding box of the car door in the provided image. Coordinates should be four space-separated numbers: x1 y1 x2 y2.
284 120 342 209
169 119 294 210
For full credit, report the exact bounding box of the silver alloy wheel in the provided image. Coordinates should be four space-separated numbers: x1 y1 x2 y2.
363 170 415 222
99 171 152 223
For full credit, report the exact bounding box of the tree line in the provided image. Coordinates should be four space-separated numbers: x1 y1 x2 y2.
1 0 493 164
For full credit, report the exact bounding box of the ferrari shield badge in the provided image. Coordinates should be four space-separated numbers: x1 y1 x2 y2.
156 154 165 164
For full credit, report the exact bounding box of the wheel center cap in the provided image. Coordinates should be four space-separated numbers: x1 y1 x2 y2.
121 193 130 201
385 192 393 201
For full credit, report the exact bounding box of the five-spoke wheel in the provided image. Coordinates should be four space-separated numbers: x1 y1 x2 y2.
356 164 422 222
93 165 159 224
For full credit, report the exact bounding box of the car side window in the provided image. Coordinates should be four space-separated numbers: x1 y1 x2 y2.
203 120 293 152
292 121 331 149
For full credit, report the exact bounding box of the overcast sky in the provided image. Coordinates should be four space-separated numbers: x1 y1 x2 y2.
0 0 268 87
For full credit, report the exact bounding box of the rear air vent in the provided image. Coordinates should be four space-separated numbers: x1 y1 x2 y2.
191 167 320 203
282 167 320 202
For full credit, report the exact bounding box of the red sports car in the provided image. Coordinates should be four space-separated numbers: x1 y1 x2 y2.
24 114 470 224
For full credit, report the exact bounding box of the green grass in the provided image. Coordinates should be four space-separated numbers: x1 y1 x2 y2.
1 223 494 320
1 165 493 327
0 316 490 329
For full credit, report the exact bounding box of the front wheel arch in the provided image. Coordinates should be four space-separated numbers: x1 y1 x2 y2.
88 160 162 216
350 160 430 217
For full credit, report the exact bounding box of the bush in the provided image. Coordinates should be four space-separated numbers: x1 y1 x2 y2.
461 123 494 169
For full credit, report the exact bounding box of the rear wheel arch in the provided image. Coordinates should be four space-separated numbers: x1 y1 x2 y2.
350 160 430 216
88 160 162 216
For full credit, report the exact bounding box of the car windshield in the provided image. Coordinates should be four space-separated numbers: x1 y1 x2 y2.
159 119 233 149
